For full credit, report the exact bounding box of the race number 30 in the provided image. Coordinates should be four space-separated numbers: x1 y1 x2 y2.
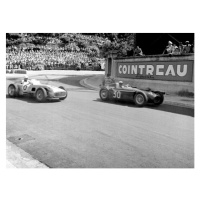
113 90 121 99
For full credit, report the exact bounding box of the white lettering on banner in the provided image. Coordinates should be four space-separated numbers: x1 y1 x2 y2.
177 65 187 77
156 65 164 76
165 65 176 76
127 65 130 74
131 65 137 74
118 64 188 77
123 65 127 74
119 65 122 74
139 65 145 74
146 65 154 75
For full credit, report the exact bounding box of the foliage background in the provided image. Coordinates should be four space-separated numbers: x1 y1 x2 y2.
6 33 137 57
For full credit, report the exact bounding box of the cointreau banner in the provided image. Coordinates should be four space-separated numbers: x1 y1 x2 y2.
116 61 194 82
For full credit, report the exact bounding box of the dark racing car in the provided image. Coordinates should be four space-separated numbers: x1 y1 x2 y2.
99 81 165 107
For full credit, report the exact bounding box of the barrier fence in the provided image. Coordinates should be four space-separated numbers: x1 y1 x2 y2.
6 69 27 74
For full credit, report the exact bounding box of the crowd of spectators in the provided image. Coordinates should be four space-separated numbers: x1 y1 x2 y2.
163 40 194 55
6 46 104 71
132 40 194 57
6 33 107 71
6 34 194 72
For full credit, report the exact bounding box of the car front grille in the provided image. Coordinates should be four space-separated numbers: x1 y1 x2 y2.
54 92 66 97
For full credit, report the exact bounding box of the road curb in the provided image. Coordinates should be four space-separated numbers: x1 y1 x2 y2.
80 78 100 91
6 140 48 168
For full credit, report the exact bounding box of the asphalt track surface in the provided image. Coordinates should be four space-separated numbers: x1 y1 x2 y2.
6 76 194 168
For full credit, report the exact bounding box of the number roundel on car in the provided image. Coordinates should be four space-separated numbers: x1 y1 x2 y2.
113 90 121 99
23 85 27 90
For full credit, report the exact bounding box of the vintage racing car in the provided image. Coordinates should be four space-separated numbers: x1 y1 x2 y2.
99 82 165 107
8 78 68 102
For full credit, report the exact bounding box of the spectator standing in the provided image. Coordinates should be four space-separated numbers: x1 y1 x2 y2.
163 41 173 54
172 43 179 55
134 46 143 56
178 42 184 54
190 42 194 53
183 41 191 53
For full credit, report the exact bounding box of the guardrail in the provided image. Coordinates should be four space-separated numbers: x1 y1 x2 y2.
6 69 27 74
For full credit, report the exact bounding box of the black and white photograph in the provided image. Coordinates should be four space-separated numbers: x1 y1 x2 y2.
6 33 194 168
1 1 199 200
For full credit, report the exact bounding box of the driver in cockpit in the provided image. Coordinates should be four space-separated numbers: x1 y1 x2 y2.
21 75 30 84
115 81 132 90
116 81 127 89
20 75 31 93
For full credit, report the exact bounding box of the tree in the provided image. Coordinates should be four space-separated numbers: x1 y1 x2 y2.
100 33 136 57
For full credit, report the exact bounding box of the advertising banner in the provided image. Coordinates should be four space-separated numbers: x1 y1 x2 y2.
116 61 194 82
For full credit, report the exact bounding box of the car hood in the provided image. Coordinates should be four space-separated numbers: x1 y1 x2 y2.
34 83 64 92
46 85 64 92
14 79 65 92
30 80 64 92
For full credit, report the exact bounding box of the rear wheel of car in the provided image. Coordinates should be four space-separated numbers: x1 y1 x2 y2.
99 89 109 101
8 84 18 97
134 93 147 107
59 86 68 100
35 88 47 102
154 92 164 106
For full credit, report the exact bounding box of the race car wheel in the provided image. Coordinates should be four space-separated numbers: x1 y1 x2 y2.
35 88 47 102
59 86 68 100
134 93 147 107
8 84 18 97
154 92 164 105
99 89 109 101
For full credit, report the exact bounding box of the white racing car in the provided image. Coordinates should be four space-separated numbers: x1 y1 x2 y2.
8 78 68 102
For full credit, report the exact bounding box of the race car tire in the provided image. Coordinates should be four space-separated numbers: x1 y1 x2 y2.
8 84 19 97
59 86 68 100
134 93 147 107
99 89 109 101
35 88 47 102
153 92 164 105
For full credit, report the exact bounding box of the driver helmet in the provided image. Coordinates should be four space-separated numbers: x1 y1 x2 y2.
168 41 172 45
119 81 123 84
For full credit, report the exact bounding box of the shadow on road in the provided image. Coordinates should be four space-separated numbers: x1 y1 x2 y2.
94 98 194 117
146 104 194 117
6 94 60 104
